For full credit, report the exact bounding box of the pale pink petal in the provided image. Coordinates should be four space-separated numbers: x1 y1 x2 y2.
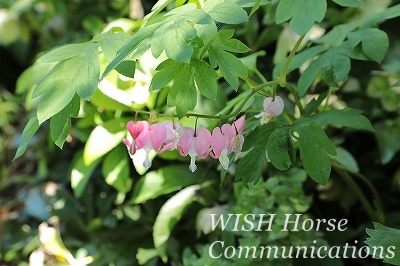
263 97 273 111
135 121 150 149
177 127 194 156
210 127 225 159
194 127 211 159
269 96 284 117
149 123 167 151
221 124 235 151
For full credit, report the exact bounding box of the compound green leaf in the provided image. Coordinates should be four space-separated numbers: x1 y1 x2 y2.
50 94 80 148
276 0 327 35
13 116 39 160
203 0 248 24
154 185 200 262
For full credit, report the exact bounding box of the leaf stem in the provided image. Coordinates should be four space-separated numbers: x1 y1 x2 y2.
332 162 385 224
278 34 306 87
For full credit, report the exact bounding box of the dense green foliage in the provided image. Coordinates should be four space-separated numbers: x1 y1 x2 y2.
1 0 400 265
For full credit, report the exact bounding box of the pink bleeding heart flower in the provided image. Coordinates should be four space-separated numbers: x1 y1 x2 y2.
158 121 183 153
122 121 146 155
255 96 284 124
231 115 246 153
210 125 233 170
178 127 211 172
135 122 167 170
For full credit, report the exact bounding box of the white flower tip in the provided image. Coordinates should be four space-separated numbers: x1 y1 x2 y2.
219 153 229 170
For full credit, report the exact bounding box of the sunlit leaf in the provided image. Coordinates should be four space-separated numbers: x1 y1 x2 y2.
153 185 200 262
130 165 207 204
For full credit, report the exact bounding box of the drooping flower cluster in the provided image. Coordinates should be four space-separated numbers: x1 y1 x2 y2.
255 96 284 124
122 115 246 172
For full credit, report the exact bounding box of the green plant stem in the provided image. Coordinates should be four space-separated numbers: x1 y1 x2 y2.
278 34 306 114
185 80 279 120
332 162 385 224
278 34 306 87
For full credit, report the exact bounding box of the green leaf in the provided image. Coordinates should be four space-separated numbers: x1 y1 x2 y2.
114 60 136 78
37 43 91 63
151 17 197 63
208 30 249 90
130 165 208 204
192 59 218 100
365 222 400 265
71 151 101 198
209 49 247 90
297 41 368 96
101 24 157 80
50 95 80 148
333 147 359 172
236 123 278 184
150 58 218 117
35 45 100 124
153 185 200 262
83 119 126 165
149 4 213 63
267 127 292 171
311 108 374 131
142 0 173 26
102 146 132 193
250 0 263 16
97 31 131 63
276 0 327 35
167 63 197 118
13 116 40 160
150 59 185 91
349 28 389 63
203 0 248 24
295 118 336 185
332 0 362 7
